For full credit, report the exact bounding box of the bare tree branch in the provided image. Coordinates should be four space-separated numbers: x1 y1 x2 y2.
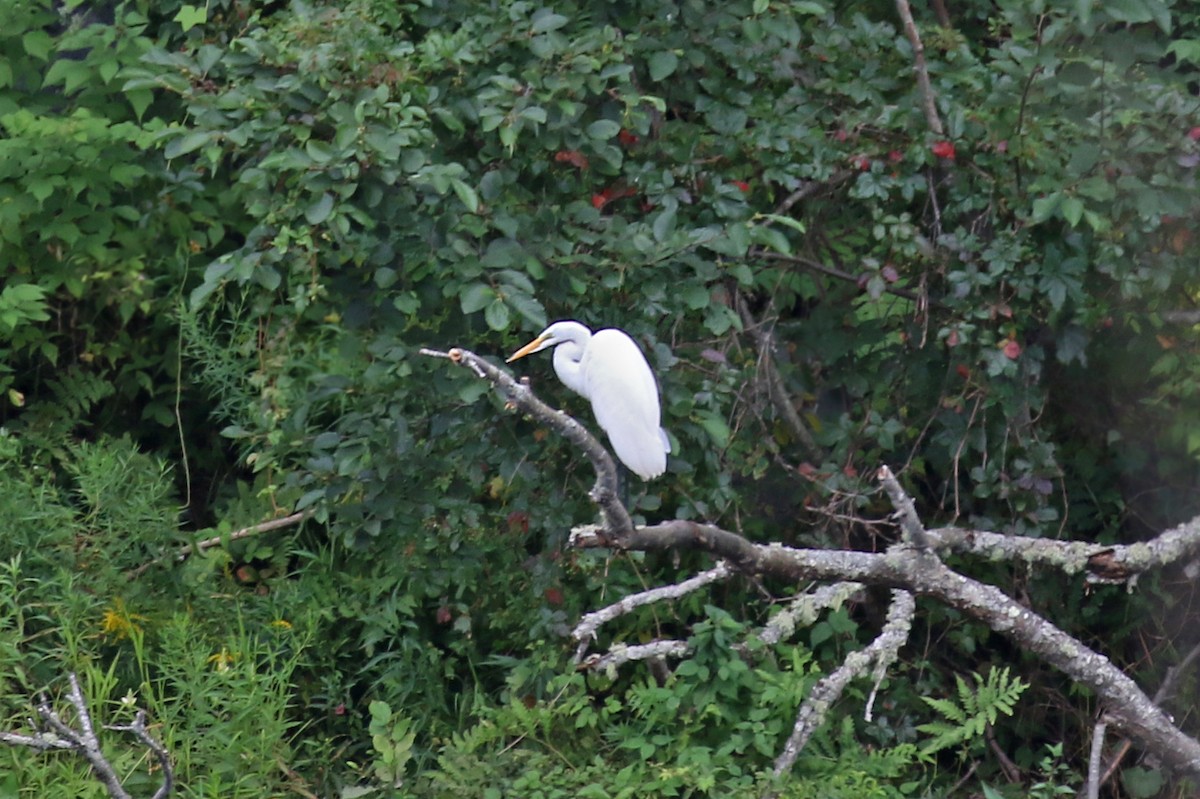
922 515 1200 584
422 347 633 536
768 590 915 792
757 581 865 646
129 510 312 579
895 0 945 136
106 710 174 799
428 345 1200 778
573 562 733 664
878 465 933 549
1 673 173 799
579 640 691 674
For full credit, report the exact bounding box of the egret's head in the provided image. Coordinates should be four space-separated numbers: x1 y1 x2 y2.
506 321 589 362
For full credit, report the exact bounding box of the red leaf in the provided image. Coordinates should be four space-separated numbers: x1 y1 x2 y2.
931 140 956 160
1002 339 1022 359
946 329 959 347
617 129 640 146
733 180 750 192
436 606 453 624
1190 127 1200 141
554 149 589 170
955 364 971 379
543 587 564 606
591 191 611 209
888 150 903 163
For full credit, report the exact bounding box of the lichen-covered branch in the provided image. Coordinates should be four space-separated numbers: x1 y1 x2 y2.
918 515 1200 584
757 581 865 646
429 341 1200 778
578 640 691 675
878 465 933 549
769 590 915 787
0 673 173 799
573 562 733 664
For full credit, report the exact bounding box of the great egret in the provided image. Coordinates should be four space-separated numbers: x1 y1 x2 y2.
507 321 670 480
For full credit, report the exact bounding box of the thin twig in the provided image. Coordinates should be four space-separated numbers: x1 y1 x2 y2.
751 250 948 309
733 291 820 458
129 510 312 579
774 169 854 215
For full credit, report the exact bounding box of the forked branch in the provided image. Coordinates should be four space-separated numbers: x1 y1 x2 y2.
0 673 173 799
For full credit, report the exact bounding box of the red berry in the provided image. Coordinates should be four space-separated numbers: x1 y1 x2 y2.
931 140 956 160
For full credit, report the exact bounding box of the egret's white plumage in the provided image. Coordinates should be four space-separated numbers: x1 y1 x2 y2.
507 321 670 480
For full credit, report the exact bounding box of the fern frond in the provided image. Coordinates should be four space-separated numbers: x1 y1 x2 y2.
917 666 1029 759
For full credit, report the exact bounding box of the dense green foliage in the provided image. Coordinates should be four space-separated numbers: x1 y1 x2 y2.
1 0 1198 795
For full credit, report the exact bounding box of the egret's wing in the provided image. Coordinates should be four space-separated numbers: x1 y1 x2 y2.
584 330 667 480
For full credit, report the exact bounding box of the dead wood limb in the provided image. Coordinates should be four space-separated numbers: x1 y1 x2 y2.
422 346 634 536
895 0 945 136
767 590 915 794
0 673 173 799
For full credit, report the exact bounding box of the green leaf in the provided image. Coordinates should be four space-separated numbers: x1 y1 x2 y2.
682 284 710 310
459 283 495 314
305 139 335 163
503 291 547 328
530 10 569 33
696 410 731 447
164 130 213 159
585 120 621 140
174 4 209 32
484 298 511 331
1060 196 1084 228
756 212 807 234
22 31 53 61
305 193 335 225
648 51 678 81
1121 766 1165 799
651 207 677 242
1166 39 1200 65
1030 193 1061 224
450 179 480 213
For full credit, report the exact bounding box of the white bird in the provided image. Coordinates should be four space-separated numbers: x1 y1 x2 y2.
507 321 670 480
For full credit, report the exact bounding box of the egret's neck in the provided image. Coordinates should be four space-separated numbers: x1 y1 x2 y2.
552 340 590 398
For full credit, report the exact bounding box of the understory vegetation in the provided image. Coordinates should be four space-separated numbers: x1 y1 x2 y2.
1 0 1198 796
